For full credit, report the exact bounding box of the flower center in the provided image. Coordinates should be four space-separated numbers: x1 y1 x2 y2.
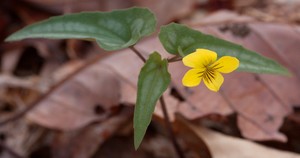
198 63 223 83
203 66 215 83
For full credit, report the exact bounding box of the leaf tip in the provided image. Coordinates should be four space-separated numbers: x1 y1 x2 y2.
5 29 30 42
282 68 293 77
4 35 15 42
134 138 140 150
276 64 291 76
133 127 144 150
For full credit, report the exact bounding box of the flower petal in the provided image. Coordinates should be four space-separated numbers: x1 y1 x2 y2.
182 49 217 68
211 56 239 73
182 68 204 87
203 71 224 92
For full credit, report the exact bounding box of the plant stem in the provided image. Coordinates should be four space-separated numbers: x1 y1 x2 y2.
129 46 146 62
168 55 182 63
159 96 185 158
130 46 185 158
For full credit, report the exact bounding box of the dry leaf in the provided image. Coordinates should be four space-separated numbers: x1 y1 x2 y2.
23 0 133 13
51 107 132 158
135 0 196 26
0 119 47 156
23 0 196 26
185 119 300 158
183 10 254 26
26 62 121 130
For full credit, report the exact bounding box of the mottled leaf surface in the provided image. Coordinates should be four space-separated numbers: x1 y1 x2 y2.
6 7 156 51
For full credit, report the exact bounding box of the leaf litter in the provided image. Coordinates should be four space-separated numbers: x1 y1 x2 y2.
1 0 300 157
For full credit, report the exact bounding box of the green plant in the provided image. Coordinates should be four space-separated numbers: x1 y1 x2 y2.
5 7 289 157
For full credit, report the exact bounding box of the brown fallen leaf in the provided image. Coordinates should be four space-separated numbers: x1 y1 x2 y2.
26 61 121 130
222 73 288 141
23 0 197 26
184 119 300 158
51 107 133 158
52 60 84 83
0 117 48 157
239 0 300 24
23 0 133 13
134 0 197 26
182 10 254 26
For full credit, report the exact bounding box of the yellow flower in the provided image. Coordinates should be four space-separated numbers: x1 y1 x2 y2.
182 49 239 92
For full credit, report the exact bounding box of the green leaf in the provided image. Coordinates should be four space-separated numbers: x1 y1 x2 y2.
5 7 156 51
134 52 171 149
159 23 290 75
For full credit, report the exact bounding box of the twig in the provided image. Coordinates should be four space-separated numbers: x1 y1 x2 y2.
130 46 185 158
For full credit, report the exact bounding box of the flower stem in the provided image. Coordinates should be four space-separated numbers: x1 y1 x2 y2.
130 46 185 158
159 95 185 158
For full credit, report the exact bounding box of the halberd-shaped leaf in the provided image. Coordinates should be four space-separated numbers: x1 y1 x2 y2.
5 7 156 51
134 52 171 149
159 23 289 75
